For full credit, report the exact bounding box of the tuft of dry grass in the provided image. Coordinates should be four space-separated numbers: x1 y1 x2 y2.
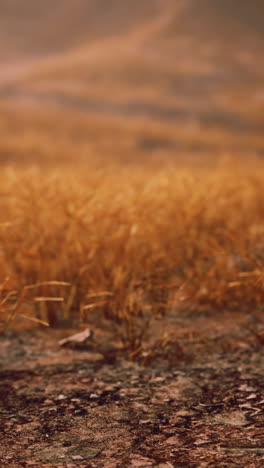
1 156 264 352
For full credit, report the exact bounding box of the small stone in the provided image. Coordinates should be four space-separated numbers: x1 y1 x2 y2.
158 464 174 468
90 393 99 399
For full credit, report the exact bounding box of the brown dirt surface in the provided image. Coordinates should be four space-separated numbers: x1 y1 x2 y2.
1 311 264 467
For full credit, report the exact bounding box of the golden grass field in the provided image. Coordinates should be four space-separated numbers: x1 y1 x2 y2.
1 106 264 352
0 0 264 352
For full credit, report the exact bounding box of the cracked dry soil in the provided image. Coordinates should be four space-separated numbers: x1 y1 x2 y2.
0 316 264 468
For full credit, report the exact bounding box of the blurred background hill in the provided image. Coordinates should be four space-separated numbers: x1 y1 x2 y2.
0 0 263 57
0 0 160 58
0 0 263 163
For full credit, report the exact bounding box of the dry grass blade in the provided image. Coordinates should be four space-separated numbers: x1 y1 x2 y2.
34 297 65 302
18 314 49 327
24 281 71 290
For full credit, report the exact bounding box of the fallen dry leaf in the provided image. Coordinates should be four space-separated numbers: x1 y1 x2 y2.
59 328 94 347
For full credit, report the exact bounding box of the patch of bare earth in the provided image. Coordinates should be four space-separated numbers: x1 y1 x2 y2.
1 312 264 467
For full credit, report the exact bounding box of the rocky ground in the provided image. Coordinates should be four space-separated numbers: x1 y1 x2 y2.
0 311 264 467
